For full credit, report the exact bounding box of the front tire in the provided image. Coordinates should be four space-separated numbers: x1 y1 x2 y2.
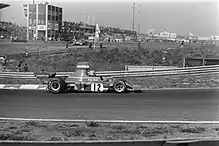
48 78 66 94
113 80 126 93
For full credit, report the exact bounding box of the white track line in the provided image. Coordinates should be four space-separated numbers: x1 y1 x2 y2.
0 84 219 91
1 117 219 124
142 87 219 91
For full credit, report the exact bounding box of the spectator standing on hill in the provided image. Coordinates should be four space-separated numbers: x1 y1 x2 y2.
66 41 70 52
23 63 28 72
3 66 6 72
2 56 7 70
16 61 22 72
2 56 7 65
40 69 45 74
138 41 141 48
89 43 92 48
25 51 29 58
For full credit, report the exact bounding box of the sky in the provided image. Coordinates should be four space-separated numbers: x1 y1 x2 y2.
0 0 218 37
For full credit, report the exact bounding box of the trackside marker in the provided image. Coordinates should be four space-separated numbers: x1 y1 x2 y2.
1 117 219 124
3 87 18 89
0 84 5 89
19 85 40 90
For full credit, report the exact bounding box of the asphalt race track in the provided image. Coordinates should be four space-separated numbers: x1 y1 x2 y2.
0 89 219 121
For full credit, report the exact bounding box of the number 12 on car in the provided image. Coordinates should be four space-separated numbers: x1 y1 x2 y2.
91 83 104 92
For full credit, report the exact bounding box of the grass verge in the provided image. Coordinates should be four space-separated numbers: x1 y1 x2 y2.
0 120 219 141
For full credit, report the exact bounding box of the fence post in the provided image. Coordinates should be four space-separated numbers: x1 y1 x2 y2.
183 57 186 68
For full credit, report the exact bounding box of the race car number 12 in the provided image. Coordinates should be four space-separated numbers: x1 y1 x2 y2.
91 83 104 92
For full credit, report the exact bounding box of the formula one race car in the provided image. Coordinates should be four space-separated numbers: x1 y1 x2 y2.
41 62 140 94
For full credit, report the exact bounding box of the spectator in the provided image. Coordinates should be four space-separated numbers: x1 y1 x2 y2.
23 63 28 72
89 43 92 48
66 41 70 52
2 56 7 66
16 65 20 72
66 41 69 49
25 50 29 58
40 68 45 74
16 61 22 72
138 41 141 48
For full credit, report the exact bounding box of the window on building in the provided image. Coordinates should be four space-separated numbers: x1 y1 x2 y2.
59 15 62 21
48 15 51 21
48 5 51 10
52 6 55 11
38 20 45 25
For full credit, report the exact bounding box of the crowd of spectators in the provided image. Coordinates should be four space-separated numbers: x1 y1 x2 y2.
0 21 27 40
1 20 215 45
61 21 137 41
1 20 136 42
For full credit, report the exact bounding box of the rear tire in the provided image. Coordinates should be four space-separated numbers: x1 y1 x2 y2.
113 80 126 93
48 77 66 94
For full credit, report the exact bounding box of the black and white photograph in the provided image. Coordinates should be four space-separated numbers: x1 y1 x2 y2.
0 0 219 145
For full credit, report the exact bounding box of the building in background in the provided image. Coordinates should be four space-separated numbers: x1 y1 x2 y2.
26 2 62 41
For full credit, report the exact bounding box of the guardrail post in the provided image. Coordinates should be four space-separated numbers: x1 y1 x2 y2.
202 57 205 66
183 57 186 68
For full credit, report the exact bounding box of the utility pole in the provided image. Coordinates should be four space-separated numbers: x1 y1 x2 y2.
132 3 135 31
133 3 141 34
138 4 140 35
32 0 35 40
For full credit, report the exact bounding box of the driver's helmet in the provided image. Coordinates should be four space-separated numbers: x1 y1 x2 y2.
88 70 96 76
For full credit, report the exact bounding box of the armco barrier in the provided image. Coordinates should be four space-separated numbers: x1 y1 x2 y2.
0 65 219 78
0 138 219 146
0 69 219 79
35 68 219 78
111 70 219 78
96 65 219 74
0 65 219 76
125 65 179 71
37 66 219 76
95 67 219 76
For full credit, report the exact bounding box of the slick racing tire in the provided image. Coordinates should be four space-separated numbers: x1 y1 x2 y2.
113 80 126 93
48 77 66 94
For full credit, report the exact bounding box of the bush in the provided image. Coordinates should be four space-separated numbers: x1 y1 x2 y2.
179 126 206 133
85 121 100 127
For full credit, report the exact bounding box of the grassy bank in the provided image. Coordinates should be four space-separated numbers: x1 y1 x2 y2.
3 42 219 72
0 120 219 141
